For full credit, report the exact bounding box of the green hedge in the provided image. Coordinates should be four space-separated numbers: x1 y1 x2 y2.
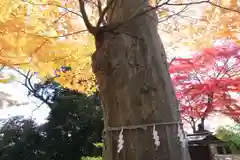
216 124 240 151
81 157 103 160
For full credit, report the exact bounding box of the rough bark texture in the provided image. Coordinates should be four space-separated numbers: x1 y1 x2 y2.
92 0 185 159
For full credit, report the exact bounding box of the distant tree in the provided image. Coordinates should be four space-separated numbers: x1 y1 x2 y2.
216 124 240 152
170 42 240 132
0 80 103 160
41 88 103 160
0 116 43 160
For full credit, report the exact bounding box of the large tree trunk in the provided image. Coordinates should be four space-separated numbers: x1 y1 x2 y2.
92 0 187 160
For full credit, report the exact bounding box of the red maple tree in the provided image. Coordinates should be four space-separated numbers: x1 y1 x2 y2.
169 42 240 132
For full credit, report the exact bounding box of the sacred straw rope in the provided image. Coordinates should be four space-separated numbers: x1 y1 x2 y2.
104 121 182 132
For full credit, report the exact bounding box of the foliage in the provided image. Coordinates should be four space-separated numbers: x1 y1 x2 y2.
0 116 44 160
0 0 207 93
181 0 240 49
94 143 104 148
80 143 103 160
1 0 239 94
169 42 240 131
0 0 97 92
0 84 103 160
216 124 240 151
42 89 103 160
81 157 103 160
1 0 240 93
81 143 103 160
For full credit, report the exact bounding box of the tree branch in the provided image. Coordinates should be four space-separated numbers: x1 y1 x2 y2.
167 0 240 14
97 0 103 18
79 0 96 34
0 65 5 72
96 0 114 28
44 29 88 38
27 0 240 39
168 57 176 68
14 69 52 106
96 0 240 35
158 5 188 23
52 11 70 24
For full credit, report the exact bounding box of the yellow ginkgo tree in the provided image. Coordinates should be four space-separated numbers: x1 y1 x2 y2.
0 0 96 92
179 0 240 49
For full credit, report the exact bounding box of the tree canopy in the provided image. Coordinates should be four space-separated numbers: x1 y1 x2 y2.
170 42 240 131
1 0 240 94
0 0 96 92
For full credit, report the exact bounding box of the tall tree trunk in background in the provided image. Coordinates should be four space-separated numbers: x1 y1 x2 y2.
92 0 186 159
200 117 205 129
190 117 197 133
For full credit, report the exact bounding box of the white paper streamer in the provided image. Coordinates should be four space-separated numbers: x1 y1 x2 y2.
117 129 124 153
177 124 187 148
152 125 160 149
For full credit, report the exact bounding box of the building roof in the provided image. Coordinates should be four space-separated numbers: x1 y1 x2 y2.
187 132 228 146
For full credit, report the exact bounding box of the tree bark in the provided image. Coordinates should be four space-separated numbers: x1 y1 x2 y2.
190 117 197 133
200 117 205 129
91 0 186 160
